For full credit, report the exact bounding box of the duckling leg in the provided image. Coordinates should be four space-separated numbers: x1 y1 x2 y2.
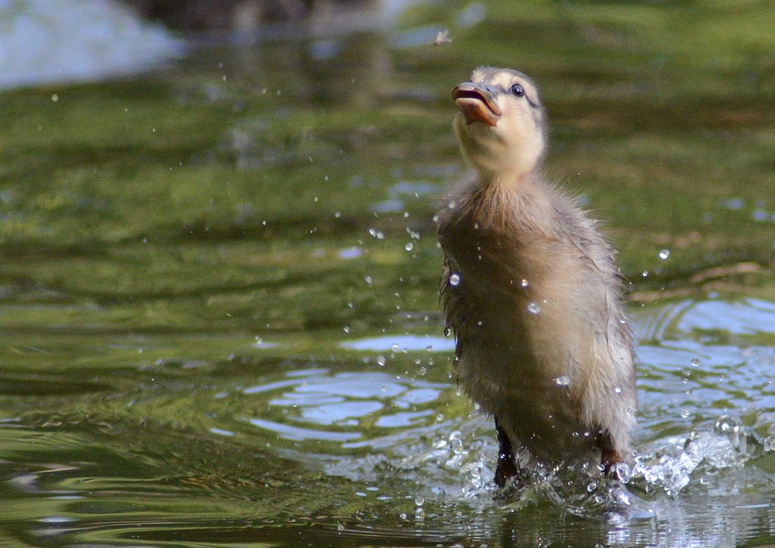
600 432 623 477
494 418 519 487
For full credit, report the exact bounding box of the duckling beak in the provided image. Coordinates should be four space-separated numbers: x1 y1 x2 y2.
452 82 501 126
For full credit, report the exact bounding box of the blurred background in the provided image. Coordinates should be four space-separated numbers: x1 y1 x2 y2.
1 0 775 546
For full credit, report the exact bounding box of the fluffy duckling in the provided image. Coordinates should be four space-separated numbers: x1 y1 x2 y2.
437 67 637 487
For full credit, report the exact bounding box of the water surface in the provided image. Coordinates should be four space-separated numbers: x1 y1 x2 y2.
2 2 775 546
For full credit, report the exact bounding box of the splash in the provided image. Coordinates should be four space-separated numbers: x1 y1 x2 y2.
630 415 761 497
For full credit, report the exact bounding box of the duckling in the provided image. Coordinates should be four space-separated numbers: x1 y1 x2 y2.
437 67 637 487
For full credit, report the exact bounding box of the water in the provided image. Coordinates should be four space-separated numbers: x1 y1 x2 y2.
2 2 775 546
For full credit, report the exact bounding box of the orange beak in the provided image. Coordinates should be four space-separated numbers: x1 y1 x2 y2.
452 82 501 126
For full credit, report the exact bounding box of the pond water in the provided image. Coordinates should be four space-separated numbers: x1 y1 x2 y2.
3 2 775 547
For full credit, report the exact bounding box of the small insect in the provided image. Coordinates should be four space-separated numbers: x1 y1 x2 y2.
433 30 452 46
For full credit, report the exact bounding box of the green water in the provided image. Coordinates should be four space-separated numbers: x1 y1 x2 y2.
2 1 775 546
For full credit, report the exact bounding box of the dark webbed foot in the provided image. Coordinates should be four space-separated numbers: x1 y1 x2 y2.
494 418 519 488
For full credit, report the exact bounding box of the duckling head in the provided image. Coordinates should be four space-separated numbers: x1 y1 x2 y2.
452 66 546 181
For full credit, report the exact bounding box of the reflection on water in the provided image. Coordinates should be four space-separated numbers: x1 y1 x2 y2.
678 298 775 336
243 370 444 441
339 334 454 352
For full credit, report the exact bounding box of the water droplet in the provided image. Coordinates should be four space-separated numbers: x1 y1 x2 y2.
435 413 444 421
414 495 425 506
406 228 421 240
391 344 400 352
613 462 632 482
418 366 427 376
614 386 622 394
450 438 464 454
376 355 386 366
447 200 456 209
586 481 597 493
690 358 701 367
405 242 414 251
520 279 529 288
658 249 670 260
473 222 479 229
680 408 690 418
555 376 570 386
368 228 385 240
642 270 648 277
364 275 373 287
527 302 540 314
715 415 739 434
343 326 350 333
449 273 461 286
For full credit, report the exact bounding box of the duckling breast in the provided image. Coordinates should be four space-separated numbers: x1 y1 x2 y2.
438 179 636 463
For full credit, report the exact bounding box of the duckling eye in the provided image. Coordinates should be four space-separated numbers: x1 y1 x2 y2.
511 83 525 97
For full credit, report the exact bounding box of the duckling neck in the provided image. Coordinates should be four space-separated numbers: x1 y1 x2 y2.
472 155 539 185
483 169 535 191
459 170 555 234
